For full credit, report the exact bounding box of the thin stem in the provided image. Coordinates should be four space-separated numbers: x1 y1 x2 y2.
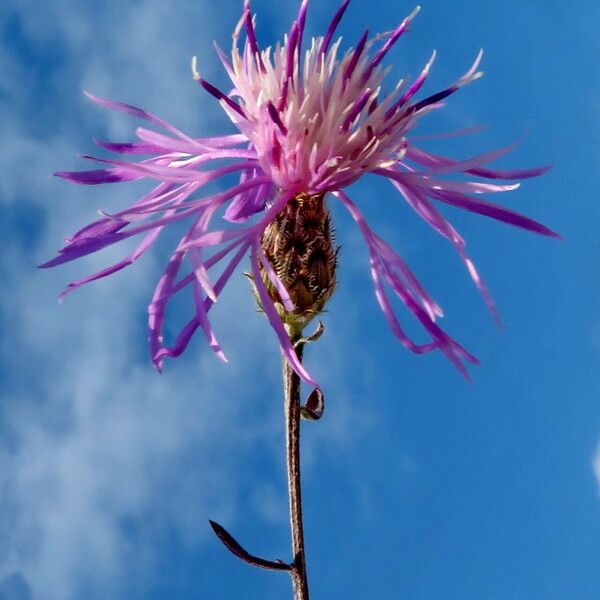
209 323 324 593
283 342 310 600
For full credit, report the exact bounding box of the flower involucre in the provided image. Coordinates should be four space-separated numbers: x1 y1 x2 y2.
45 0 557 384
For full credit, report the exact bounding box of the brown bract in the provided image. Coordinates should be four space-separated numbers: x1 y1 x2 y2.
259 193 338 334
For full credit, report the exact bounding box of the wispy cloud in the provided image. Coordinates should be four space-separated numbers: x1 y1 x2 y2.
0 2 370 598
0 1 257 598
593 442 600 497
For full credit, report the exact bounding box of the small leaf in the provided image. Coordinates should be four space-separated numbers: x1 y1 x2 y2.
294 320 325 348
209 520 292 572
305 321 325 343
301 388 325 420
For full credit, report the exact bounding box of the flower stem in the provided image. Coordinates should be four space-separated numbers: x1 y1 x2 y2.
283 342 310 600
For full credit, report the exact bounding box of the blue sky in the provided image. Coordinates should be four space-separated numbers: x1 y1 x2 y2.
1 1 599 599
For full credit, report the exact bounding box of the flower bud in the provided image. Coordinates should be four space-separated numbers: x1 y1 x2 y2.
259 193 338 334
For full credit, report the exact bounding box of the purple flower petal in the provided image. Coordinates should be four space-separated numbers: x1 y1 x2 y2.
59 228 162 298
341 88 373 132
46 178 268 269
250 242 318 387
84 91 201 145
223 169 272 223
192 278 228 363
94 140 164 155
395 143 520 178
322 0 350 55
385 50 437 120
54 168 139 185
256 243 295 312
343 29 368 83
195 77 247 120
152 241 250 368
362 6 420 83
427 187 560 238
333 189 478 377
149 248 186 369
409 49 483 115
243 0 266 73
391 181 501 324
407 146 551 180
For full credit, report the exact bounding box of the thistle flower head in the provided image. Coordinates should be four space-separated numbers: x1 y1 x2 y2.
45 0 557 386
217 4 429 194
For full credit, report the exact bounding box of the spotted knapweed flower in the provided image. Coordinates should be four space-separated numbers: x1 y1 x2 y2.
45 1 557 384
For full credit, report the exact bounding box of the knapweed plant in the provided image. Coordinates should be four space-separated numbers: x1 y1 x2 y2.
45 1 556 597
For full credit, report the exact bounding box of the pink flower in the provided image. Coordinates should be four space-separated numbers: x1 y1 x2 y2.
45 1 557 383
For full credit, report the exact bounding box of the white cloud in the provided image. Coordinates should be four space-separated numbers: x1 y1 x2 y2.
0 1 260 598
1 214 272 599
593 441 600 496
0 2 373 598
